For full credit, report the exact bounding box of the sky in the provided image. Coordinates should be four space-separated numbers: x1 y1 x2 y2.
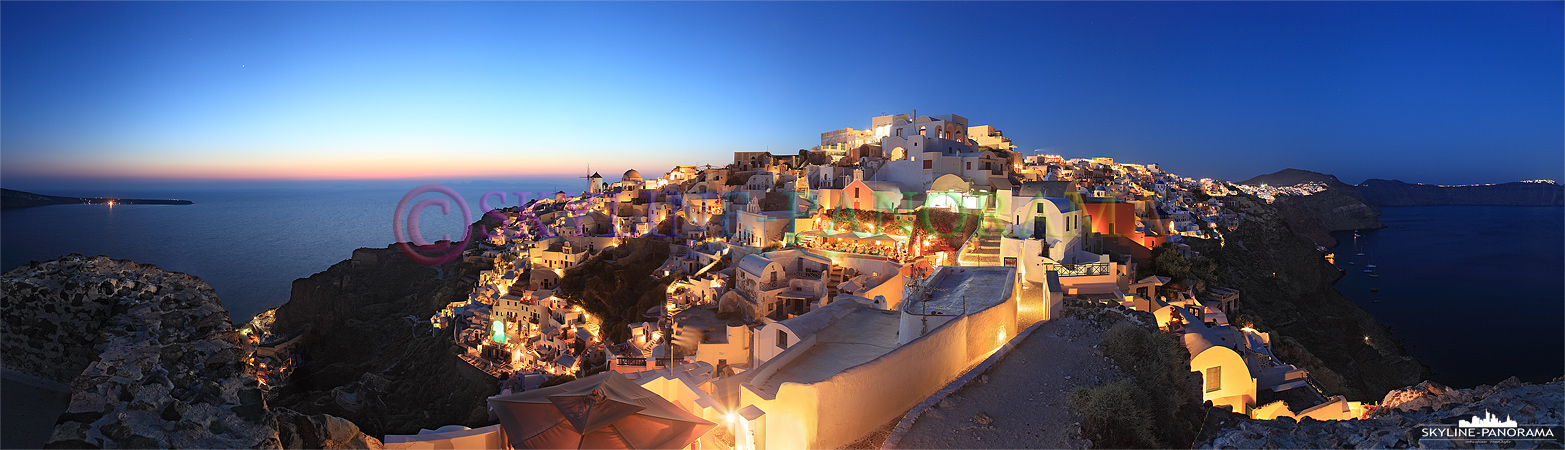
3 1 1561 190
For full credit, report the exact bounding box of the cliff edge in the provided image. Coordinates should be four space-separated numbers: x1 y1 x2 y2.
1239 169 1384 247
1 255 380 449
261 245 501 437
1191 194 1427 401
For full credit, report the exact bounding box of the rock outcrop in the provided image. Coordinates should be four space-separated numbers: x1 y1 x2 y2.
262 245 501 437
1197 377 1564 449
1239 169 1384 247
1 255 381 449
1357 179 1565 206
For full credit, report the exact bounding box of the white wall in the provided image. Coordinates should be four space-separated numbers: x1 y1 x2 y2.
738 278 1018 450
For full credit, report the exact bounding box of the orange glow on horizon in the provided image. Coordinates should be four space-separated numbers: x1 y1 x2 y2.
12 153 657 182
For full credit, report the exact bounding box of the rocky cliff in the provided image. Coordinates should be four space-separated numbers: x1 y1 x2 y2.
1197 377 1564 449
1240 169 1384 247
1190 194 1427 401
0 255 380 449
1356 179 1565 206
262 245 501 437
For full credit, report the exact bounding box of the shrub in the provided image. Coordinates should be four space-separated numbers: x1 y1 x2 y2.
1071 321 1203 448
1069 380 1156 448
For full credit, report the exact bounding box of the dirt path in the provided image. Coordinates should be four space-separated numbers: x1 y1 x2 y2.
894 314 1126 449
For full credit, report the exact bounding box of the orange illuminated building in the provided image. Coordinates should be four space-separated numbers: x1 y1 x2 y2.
1080 198 1165 251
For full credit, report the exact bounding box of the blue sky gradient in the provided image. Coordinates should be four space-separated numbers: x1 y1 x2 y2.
3 1 1561 189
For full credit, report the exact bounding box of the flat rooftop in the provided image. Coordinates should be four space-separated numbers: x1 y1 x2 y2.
903 266 1015 316
758 307 900 391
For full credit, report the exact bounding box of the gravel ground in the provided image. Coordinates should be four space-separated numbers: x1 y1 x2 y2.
895 314 1127 449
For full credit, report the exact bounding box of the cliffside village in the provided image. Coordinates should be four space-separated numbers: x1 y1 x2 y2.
254 113 1358 449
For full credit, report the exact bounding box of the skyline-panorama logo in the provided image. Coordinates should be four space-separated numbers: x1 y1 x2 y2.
1420 410 1560 445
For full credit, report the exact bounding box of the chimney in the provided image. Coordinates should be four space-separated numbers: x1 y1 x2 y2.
853 169 863 181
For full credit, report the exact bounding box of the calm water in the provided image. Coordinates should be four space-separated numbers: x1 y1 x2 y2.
1 181 574 323
1332 206 1565 388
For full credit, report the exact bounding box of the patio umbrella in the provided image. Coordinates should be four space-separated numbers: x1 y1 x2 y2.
865 234 901 243
489 372 717 449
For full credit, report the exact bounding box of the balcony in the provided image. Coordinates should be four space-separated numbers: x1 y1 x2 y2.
1050 262 1109 277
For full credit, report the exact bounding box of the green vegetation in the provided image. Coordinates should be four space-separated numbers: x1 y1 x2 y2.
909 208 981 251
556 238 673 343
1069 380 1156 448
820 208 909 233
1148 242 1218 292
1070 321 1203 449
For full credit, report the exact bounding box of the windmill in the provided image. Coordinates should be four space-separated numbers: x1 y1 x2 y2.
579 165 603 194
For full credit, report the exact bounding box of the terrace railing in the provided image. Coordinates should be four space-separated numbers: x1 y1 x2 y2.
1051 262 1110 277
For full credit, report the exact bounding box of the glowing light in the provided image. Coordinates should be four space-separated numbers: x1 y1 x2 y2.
492 320 507 342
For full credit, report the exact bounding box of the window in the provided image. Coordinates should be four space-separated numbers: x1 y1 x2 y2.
1108 223 1115 235
1037 203 1045 214
777 330 788 349
966 162 971 170
923 160 933 169
919 126 927 136
855 187 861 198
1206 367 1221 392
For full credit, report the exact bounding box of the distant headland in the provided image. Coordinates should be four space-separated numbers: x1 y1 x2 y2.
0 188 194 209
1355 178 1564 206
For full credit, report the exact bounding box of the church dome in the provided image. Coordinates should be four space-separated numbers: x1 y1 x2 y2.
623 169 643 183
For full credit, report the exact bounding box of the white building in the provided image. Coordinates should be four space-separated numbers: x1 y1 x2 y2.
719 249 832 322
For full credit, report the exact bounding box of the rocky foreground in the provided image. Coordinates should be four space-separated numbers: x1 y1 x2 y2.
1198 377 1565 449
1 255 380 449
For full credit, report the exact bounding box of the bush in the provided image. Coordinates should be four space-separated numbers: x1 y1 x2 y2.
1149 242 1218 292
1070 380 1157 448
1071 321 1203 448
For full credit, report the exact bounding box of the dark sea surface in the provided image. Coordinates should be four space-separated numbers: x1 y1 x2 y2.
1331 206 1565 389
1 181 576 323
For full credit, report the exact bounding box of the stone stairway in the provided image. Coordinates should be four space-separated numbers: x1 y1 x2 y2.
959 217 1005 266
826 265 847 300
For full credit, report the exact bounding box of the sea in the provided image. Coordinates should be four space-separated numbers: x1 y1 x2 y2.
1331 206 1564 389
1 180 579 323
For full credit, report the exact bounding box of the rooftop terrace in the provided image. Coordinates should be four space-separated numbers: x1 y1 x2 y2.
758 307 900 391
902 266 1015 316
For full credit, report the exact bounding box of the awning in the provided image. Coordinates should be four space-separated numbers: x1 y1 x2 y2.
488 372 717 449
